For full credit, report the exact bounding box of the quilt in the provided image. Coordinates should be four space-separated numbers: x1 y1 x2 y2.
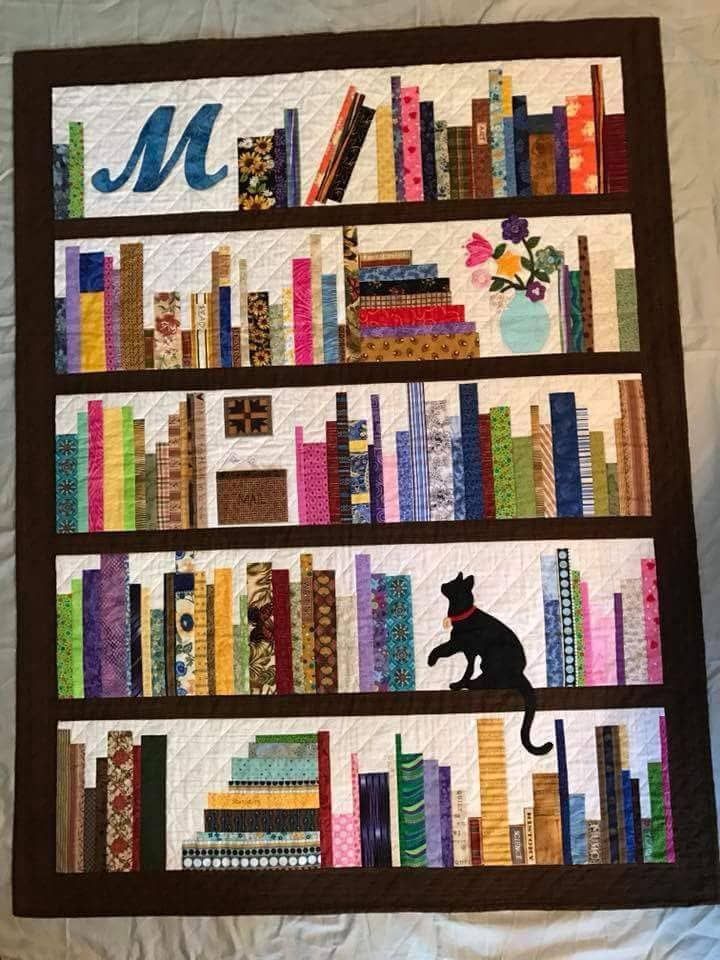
12 19 718 917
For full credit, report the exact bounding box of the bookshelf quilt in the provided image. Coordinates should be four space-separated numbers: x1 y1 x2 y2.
14 21 718 917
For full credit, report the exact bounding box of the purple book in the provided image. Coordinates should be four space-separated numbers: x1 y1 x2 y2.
553 106 570 195
614 593 626 685
82 568 103 697
100 553 130 697
355 554 374 692
370 394 385 523
439 765 454 867
423 759 443 867
360 322 475 338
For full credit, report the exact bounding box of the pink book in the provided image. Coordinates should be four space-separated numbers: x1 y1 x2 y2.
580 581 596 685
302 442 330 525
103 256 115 371
593 613 617 685
641 558 662 682
292 258 313 364
383 453 400 522
295 426 306 524
87 399 104 532
401 86 423 202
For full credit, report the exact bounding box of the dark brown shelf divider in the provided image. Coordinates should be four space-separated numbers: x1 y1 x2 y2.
30 863 711 917
55 351 643 395
54 193 632 241
54 515 654 555
56 685 670 722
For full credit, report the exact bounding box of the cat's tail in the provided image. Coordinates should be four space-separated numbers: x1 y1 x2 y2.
516 674 553 756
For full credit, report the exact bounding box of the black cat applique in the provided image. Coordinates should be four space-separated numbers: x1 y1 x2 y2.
427 572 553 756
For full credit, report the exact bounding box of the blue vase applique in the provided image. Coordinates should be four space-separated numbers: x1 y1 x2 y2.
499 290 550 353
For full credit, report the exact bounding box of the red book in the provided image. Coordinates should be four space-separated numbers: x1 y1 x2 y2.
317 730 334 867
358 305 466 328
132 744 141 871
181 330 192 368
325 421 341 524
471 99 492 198
469 816 483 866
603 115 629 193
271 569 293 695
478 414 496 519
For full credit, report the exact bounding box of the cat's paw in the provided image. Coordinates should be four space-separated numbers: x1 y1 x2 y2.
449 679 466 691
427 651 439 667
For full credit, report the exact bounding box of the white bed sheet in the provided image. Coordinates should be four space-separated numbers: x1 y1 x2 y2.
0 0 718 956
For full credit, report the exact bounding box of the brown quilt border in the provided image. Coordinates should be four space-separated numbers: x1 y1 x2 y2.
13 18 719 915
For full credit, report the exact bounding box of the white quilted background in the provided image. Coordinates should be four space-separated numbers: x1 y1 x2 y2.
56 538 656 690
51 58 623 217
58 707 664 870
55 214 635 358
2 1 720 957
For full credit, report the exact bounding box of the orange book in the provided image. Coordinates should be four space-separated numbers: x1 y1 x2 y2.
305 85 357 205
566 94 598 194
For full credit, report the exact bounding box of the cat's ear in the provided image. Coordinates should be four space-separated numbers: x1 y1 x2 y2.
464 574 475 590
455 571 463 581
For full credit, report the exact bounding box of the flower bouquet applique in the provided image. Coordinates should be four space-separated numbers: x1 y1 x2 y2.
464 215 563 353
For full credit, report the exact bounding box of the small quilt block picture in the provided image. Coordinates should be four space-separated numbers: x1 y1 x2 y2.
224 395 273 437
216 469 288 524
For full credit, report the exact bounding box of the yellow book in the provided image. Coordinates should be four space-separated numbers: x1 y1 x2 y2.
207 789 319 810
213 568 234 694
476 718 512 864
103 406 124 530
80 291 105 372
375 104 396 203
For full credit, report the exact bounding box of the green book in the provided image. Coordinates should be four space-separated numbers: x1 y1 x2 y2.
647 762 667 862
512 436 535 517
70 578 84 699
68 121 84 219
396 734 427 867
56 593 74 699
590 432 609 516
122 406 136 530
571 570 585 686
269 303 285 366
140 735 167 870
150 608 166 696
76 411 88 533
235 595 249 695
490 407 516 519
606 463 619 515
616 268 640 351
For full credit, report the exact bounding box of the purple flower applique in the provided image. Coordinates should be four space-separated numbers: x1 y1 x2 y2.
525 280 546 302
501 215 529 245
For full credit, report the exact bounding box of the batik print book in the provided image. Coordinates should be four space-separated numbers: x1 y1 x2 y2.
13 20 717 916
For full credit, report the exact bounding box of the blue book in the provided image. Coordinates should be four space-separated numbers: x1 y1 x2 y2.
448 415 466 520
540 555 564 686
284 108 300 207
359 772 392 867
555 719 573 865
569 794 587 863
321 273 339 363
549 392 583 517
622 770 636 862
407 383 430 522
79 251 105 292
512 95 531 197
395 431 413 522
503 117 517 197
459 383 483 519
218 285 232 368
359 263 438 283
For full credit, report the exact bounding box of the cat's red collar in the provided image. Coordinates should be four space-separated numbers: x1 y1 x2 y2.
448 606 477 623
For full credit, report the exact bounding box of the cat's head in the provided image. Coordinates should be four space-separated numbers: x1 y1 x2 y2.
441 572 475 608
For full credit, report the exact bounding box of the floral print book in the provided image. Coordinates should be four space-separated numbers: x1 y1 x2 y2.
13 20 718 917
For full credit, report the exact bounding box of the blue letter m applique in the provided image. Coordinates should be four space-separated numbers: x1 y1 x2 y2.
91 103 228 193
